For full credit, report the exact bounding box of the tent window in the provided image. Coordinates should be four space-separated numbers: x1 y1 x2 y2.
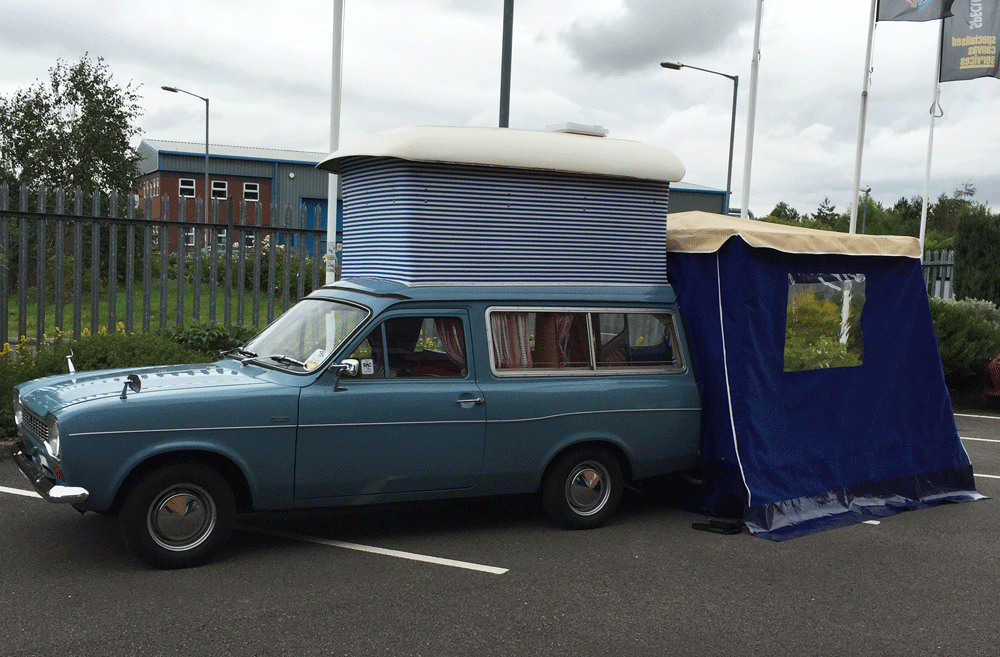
784 273 866 372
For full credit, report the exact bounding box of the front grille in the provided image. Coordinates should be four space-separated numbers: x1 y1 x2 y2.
21 405 49 441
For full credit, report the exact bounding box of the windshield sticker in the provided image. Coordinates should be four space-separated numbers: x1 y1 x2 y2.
304 349 328 371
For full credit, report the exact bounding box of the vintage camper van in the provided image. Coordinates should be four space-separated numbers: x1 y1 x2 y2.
12 126 703 568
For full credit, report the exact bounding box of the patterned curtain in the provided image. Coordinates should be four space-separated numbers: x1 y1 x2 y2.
434 318 467 369
490 313 532 369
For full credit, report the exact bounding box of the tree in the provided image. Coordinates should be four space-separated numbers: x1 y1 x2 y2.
954 211 1000 305
813 197 837 228
0 53 143 194
768 201 800 223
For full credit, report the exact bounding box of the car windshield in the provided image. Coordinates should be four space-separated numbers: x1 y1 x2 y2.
241 298 370 372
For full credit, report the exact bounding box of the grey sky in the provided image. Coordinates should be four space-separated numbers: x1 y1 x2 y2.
1 0 997 219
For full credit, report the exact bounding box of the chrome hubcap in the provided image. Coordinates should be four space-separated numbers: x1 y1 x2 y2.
147 484 216 551
565 460 611 516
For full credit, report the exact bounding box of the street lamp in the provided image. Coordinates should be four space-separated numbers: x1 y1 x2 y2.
161 86 209 225
660 62 738 215
861 186 871 234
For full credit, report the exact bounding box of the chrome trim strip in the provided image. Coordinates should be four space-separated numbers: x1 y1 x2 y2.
301 419 484 429
488 407 701 424
69 425 297 438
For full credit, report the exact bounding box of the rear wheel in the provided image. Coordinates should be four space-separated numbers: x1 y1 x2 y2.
119 463 236 569
542 446 623 529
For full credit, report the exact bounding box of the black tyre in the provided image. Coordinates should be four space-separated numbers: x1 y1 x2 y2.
542 446 623 529
119 462 236 569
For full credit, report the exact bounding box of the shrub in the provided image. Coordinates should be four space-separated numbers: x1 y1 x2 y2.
156 320 257 358
928 297 1000 393
2 325 209 438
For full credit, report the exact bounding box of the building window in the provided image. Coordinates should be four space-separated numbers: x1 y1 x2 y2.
244 182 259 203
179 179 195 198
211 180 228 199
182 227 195 248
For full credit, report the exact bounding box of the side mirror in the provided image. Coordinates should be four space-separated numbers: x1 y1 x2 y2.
331 359 360 392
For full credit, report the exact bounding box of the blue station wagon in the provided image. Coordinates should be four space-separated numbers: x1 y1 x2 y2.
12 279 701 567
13 125 704 567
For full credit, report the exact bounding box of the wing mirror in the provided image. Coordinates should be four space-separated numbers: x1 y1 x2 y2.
331 359 360 391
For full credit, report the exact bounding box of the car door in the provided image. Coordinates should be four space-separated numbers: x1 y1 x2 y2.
294 311 486 500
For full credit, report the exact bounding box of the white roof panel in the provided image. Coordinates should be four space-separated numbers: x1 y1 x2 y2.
318 126 685 183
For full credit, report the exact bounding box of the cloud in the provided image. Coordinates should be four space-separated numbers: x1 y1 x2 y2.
559 0 753 75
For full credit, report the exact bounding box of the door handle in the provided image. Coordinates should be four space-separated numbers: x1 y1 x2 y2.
456 397 485 406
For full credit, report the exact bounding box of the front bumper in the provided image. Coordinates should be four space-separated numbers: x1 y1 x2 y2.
10 442 89 504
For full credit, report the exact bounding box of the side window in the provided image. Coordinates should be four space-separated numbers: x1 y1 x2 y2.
349 316 468 379
489 308 682 375
490 312 591 372
593 312 678 369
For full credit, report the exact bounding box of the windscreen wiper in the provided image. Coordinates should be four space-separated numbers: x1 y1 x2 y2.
267 354 308 368
222 347 258 361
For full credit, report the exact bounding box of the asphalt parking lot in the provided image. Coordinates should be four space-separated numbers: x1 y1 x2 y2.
3 412 1000 657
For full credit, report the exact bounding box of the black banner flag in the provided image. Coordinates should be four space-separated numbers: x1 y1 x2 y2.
940 0 1000 81
878 0 955 21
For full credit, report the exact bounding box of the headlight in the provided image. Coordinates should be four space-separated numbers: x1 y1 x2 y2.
44 416 60 459
12 390 21 428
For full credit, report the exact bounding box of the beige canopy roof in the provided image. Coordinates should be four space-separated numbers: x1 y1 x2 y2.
666 211 921 258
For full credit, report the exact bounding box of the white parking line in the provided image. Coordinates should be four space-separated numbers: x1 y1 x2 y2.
956 413 1000 420
238 526 508 575
0 485 40 498
975 473 1000 480
961 436 1000 444
0 485 509 574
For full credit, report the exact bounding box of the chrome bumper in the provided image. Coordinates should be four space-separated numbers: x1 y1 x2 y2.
10 443 89 504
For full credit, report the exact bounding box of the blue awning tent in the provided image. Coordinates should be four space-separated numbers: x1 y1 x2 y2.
665 211 984 540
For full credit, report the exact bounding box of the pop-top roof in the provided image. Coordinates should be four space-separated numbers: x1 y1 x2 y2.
666 211 921 258
317 126 685 183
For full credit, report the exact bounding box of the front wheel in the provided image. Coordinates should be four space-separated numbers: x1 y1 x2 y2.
119 463 236 569
542 447 623 529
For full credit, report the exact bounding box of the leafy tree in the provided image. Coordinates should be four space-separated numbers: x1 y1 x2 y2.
0 53 143 193
768 201 800 223
813 197 837 228
1 54 143 291
954 210 1000 305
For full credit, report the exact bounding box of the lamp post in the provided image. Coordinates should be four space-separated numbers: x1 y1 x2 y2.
660 61 738 215
161 86 209 225
861 186 871 234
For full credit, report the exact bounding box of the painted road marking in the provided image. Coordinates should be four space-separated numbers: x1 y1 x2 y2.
239 526 508 575
962 436 1000 444
956 413 1000 420
975 473 1000 480
0 485 508 574
0 485 40 498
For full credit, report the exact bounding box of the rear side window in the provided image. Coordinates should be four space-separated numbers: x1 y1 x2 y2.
488 308 681 376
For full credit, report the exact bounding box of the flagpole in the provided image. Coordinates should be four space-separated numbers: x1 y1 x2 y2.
740 0 763 220
919 20 945 255
326 0 344 284
849 0 878 234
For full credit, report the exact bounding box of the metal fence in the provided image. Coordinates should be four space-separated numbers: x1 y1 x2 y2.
923 249 954 300
1 182 327 348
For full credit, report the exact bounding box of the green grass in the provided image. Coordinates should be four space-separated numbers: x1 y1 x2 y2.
6 279 303 344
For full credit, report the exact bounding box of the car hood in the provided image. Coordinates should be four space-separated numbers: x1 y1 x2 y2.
17 362 270 415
